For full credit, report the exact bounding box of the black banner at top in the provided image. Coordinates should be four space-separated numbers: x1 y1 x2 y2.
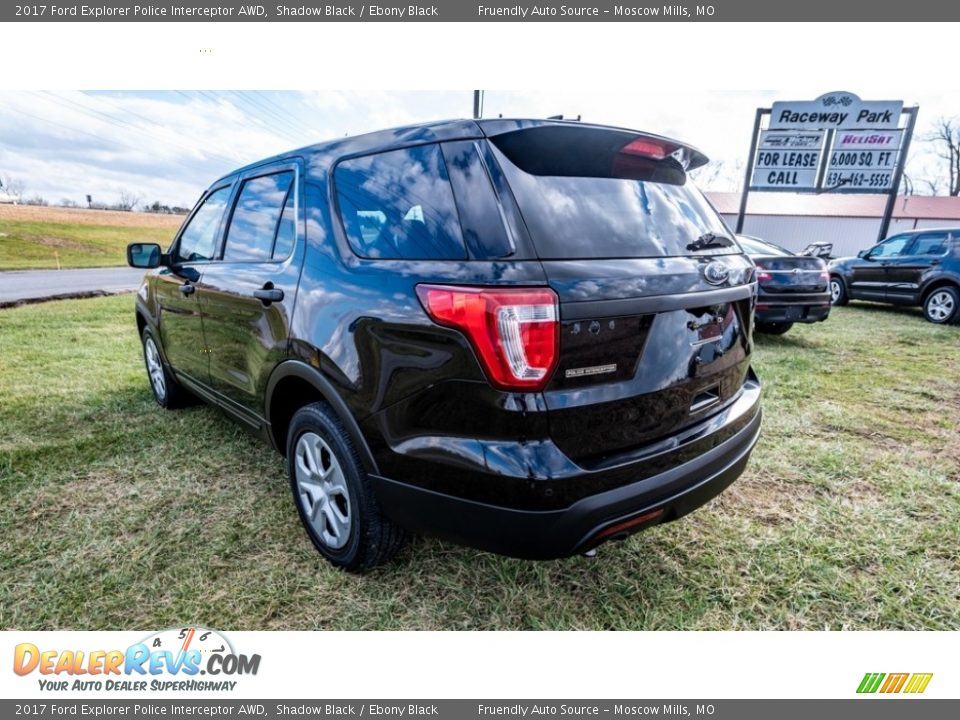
4 0 959 22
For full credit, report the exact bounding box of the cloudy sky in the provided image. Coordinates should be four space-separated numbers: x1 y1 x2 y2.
0 89 952 209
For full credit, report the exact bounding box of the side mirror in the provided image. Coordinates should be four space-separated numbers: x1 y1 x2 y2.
127 242 163 269
857 249 868 259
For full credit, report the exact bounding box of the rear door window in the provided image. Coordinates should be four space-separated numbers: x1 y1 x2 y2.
334 144 467 260
910 232 949 256
223 171 296 262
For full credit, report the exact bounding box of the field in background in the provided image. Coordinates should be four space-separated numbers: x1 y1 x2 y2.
0 205 182 270
0 295 958 630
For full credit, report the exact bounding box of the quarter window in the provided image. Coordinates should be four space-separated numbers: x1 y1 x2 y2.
223 171 296 262
175 186 232 263
334 144 467 260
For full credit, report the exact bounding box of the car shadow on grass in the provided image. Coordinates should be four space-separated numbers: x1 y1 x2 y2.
844 300 927 322
752 331 819 349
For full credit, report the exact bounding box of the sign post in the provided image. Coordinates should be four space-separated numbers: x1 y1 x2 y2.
877 106 919 242
734 92 917 244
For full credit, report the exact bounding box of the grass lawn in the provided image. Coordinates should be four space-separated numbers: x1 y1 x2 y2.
0 206 180 270
0 295 958 630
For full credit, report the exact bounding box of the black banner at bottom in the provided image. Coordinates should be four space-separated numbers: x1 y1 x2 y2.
2 700 956 720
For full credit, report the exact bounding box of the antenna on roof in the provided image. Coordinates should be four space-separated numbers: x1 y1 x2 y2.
546 115 582 121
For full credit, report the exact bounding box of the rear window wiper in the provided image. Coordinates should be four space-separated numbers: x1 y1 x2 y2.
687 232 736 252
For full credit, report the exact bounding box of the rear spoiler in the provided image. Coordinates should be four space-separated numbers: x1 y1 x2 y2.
477 118 709 172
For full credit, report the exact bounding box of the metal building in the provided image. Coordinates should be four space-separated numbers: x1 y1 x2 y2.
707 193 960 257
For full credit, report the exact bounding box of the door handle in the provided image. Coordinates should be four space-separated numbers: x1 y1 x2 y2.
930 259 941 266
253 285 284 305
179 283 195 296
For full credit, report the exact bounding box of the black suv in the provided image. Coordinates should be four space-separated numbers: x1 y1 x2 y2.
828 229 960 324
127 119 762 571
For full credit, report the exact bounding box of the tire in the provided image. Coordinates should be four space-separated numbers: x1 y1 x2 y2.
287 402 406 572
829 276 849 306
922 285 960 325
755 321 794 336
141 328 192 409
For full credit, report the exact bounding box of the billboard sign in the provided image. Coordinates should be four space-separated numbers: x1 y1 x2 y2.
824 130 905 192
770 91 903 130
749 130 824 191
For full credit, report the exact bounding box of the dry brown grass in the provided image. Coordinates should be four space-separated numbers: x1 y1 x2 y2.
0 204 183 229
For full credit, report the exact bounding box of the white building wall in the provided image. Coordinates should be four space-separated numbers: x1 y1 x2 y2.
719 214 954 257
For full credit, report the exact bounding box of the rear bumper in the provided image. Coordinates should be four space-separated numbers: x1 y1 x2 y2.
370 376 762 559
756 290 831 324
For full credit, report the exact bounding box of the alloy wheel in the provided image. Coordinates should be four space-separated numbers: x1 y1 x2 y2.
927 290 955 322
144 337 166 400
830 279 842 304
294 432 352 550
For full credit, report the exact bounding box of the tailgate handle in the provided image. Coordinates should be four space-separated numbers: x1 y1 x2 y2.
691 386 720 413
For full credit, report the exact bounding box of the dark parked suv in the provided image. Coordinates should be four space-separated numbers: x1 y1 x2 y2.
828 229 960 324
127 119 762 571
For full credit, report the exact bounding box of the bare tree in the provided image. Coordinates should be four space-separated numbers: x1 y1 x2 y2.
690 159 728 190
115 190 141 212
920 176 945 196
1 174 26 202
924 117 960 196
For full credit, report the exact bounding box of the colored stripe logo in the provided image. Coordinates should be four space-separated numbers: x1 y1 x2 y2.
857 672 933 694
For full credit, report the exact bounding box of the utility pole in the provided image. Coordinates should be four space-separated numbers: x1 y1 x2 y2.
472 90 483 120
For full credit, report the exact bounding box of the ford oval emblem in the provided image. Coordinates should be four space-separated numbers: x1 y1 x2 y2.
703 261 730 285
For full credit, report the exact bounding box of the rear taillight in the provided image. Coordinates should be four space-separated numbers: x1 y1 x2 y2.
819 271 829 281
416 284 559 391
756 270 773 282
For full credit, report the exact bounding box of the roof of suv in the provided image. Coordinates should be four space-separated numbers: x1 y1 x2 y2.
216 118 709 184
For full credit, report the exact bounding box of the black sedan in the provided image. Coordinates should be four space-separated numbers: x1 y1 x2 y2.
737 235 831 335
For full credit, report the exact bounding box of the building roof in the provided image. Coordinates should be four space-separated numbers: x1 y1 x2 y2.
706 192 960 221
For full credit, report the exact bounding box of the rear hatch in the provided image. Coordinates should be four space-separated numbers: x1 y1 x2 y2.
485 123 756 465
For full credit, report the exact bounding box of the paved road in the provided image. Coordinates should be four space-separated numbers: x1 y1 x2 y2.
0 267 146 305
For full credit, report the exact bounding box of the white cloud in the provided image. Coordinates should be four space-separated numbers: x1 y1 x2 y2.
0 89 952 208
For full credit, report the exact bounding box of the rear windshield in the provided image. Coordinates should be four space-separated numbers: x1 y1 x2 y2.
736 236 792 257
490 131 736 260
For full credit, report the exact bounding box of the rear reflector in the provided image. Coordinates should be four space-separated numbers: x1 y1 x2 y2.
416 285 559 391
594 509 665 541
